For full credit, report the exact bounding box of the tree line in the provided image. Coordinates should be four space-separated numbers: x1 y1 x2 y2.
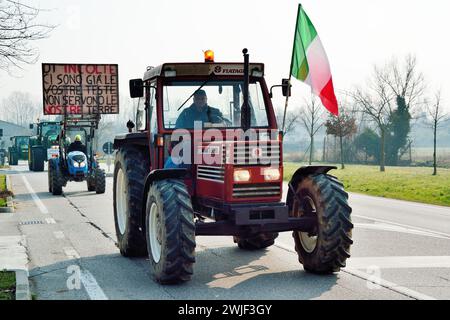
281 55 449 175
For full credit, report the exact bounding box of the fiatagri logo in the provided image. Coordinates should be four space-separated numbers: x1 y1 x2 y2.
169 121 279 166
213 65 244 75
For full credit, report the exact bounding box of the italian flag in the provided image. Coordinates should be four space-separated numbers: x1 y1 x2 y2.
291 5 339 115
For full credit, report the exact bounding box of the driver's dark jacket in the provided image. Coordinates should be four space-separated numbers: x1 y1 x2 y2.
175 104 223 129
67 141 87 155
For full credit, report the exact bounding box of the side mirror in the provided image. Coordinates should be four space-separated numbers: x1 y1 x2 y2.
282 78 291 97
29 124 34 129
129 79 144 98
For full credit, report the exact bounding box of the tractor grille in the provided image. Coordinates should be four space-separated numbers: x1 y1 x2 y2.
232 142 280 166
197 165 224 182
232 183 281 198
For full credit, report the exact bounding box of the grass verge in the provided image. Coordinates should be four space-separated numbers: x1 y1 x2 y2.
0 271 16 300
284 163 450 207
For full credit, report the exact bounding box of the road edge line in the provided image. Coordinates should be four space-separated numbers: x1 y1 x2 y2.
21 175 49 214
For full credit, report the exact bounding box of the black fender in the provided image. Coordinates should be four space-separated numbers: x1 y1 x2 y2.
141 168 188 225
286 166 337 209
113 132 148 150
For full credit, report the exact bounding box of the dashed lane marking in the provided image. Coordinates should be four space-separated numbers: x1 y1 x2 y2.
63 247 80 259
45 218 56 224
53 231 65 239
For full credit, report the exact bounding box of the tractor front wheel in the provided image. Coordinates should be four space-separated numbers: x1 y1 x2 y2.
233 232 278 250
145 179 196 284
288 174 353 274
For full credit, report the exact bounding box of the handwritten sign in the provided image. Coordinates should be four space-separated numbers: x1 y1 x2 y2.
42 64 119 115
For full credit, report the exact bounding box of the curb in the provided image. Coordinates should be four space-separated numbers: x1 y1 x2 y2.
0 175 14 213
13 269 31 300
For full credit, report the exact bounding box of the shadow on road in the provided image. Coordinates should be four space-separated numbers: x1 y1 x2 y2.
28 244 337 300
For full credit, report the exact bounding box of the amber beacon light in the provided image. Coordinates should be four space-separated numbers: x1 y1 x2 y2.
204 50 214 62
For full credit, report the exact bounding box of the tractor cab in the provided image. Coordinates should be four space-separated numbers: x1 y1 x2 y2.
28 121 61 171
8 136 30 165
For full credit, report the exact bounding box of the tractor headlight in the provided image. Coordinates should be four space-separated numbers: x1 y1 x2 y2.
79 162 86 168
263 168 281 181
73 161 80 168
234 169 251 182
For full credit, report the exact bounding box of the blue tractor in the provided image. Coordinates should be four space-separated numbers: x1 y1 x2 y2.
48 114 106 195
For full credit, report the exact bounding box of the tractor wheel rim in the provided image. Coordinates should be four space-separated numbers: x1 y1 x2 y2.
149 202 162 263
116 168 127 235
298 195 318 253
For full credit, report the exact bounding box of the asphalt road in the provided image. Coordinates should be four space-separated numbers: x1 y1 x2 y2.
4 161 450 300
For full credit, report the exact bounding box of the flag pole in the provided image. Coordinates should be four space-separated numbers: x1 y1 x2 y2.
282 3 302 134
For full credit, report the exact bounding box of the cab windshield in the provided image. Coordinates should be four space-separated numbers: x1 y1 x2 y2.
162 80 269 129
15 137 29 147
41 123 60 136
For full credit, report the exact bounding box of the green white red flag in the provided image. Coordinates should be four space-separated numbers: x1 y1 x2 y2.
290 4 339 115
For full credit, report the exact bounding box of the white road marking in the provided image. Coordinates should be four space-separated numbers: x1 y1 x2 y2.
273 242 438 300
45 218 56 224
53 231 65 239
63 247 80 259
343 268 436 300
347 256 450 269
80 269 108 300
354 222 450 240
353 214 450 239
21 175 49 214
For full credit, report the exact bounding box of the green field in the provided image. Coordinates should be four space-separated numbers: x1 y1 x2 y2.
284 163 450 207
0 271 15 300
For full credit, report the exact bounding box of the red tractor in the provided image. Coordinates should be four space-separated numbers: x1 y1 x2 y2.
113 49 353 284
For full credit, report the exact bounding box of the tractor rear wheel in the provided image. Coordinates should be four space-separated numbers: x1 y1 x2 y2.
49 159 63 195
113 147 149 257
87 176 96 191
95 168 106 194
288 174 353 274
233 232 279 250
9 152 18 165
145 179 196 284
31 147 45 172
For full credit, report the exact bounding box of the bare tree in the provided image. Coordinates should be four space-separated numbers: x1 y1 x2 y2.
1 91 40 127
380 55 425 112
0 0 54 71
352 66 394 172
299 95 324 165
276 108 300 137
325 106 357 169
426 91 448 176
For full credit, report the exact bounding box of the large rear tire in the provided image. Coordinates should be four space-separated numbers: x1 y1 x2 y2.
233 232 278 250
146 179 196 284
288 174 353 274
95 168 106 194
113 147 149 257
49 159 63 196
32 147 45 172
87 176 96 191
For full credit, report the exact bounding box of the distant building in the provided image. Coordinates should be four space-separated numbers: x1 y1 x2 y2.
0 120 33 149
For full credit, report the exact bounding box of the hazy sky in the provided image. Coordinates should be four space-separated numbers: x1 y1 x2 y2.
0 0 449 113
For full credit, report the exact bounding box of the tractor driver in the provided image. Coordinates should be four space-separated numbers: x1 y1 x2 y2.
165 90 226 169
67 135 87 155
175 89 226 129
